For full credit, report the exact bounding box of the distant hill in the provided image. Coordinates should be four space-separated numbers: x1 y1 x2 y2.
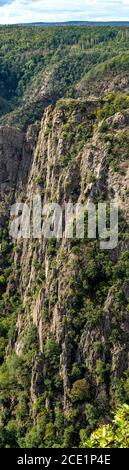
19 21 129 27
1 23 129 128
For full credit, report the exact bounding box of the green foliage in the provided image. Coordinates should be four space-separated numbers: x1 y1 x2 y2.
0 26 129 128
124 377 129 401
35 175 44 186
61 109 93 166
63 425 75 447
0 275 6 287
44 423 55 447
71 362 81 380
80 404 129 448
93 341 102 354
23 325 38 362
97 93 129 121
70 379 90 403
96 360 105 385
81 298 101 326
19 427 42 448
44 338 60 367
47 239 57 257
85 403 99 429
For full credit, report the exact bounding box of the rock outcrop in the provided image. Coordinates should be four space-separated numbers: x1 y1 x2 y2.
0 98 129 447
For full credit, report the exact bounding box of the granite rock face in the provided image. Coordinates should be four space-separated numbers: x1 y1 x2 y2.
0 98 129 445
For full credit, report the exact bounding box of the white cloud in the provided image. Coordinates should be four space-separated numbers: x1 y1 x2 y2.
0 0 129 25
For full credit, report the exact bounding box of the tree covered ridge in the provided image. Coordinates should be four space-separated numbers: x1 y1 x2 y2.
1 25 129 127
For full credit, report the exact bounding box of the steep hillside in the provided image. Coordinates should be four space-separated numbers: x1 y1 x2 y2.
1 25 129 128
0 26 129 448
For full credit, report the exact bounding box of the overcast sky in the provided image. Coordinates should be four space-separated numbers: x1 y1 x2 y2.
0 0 129 25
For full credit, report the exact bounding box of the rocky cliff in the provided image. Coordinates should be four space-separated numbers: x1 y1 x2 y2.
0 93 129 447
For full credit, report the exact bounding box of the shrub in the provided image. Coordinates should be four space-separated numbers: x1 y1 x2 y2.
44 338 60 367
19 427 41 448
124 377 129 401
23 325 38 354
71 362 81 380
80 404 129 448
35 175 44 185
93 341 103 354
0 275 6 286
44 422 55 446
47 239 57 257
96 359 105 385
63 425 75 447
70 379 89 403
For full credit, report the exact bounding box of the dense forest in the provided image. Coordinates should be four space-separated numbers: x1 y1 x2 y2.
1 25 129 128
1 25 129 448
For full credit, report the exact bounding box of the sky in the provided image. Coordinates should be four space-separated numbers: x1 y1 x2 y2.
0 0 129 25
